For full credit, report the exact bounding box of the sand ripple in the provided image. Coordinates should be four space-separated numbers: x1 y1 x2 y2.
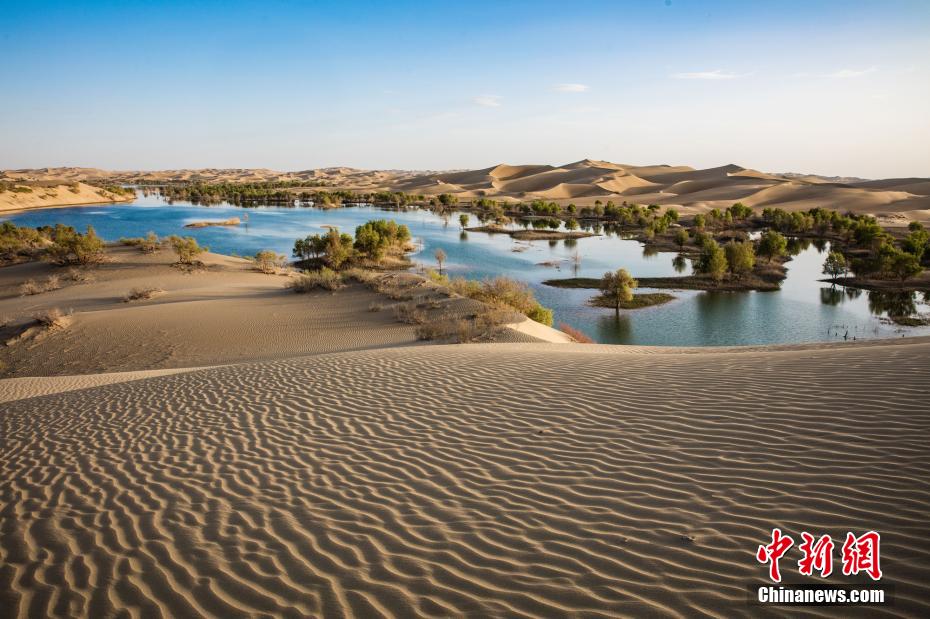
2 341 930 617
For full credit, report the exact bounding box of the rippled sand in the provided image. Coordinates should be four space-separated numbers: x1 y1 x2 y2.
2 339 929 617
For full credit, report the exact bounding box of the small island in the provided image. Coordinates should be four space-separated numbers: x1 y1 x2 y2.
184 217 241 228
466 225 596 241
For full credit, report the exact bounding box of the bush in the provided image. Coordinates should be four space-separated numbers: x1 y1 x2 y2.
140 231 160 253
288 268 344 292
19 274 61 296
393 302 427 324
254 250 286 274
33 307 71 328
168 235 207 264
123 287 163 302
47 225 105 265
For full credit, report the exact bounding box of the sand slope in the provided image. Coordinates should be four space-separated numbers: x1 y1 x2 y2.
1 339 929 617
0 182 133 213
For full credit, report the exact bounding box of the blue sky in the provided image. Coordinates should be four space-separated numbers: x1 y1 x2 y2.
2 0 928 177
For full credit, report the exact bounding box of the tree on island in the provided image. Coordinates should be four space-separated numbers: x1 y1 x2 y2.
757 230 788 263
696 239 728 282
459 213 469 230
822 251 848 279
438 193 458 208
724 241 756 280
891 251 922 282
434 247 447 274
600 268 638 312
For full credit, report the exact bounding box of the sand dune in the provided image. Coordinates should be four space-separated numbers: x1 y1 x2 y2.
0 181 133 213
2 338 929 617
6 160 930 221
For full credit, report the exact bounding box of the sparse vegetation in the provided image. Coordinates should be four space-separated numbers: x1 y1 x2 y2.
19 274 61 296
288 268 344 292
123 287 164 302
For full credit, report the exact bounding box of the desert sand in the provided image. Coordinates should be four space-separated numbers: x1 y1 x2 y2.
1 243 929 617
5 160 930 221
0 181 133 213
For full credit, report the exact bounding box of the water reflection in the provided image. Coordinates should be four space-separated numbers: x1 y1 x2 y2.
867 290 919 318
672 254 688 273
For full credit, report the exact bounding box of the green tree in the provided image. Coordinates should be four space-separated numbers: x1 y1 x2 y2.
902 224 929 262
891 251 922 281
323 228 354 269
724 241 755 279
822 251 848 279
693 213 706 230
674 228 689 249
599 268 638 312
757 230 788 263
459 213 469 230
697 239 728 282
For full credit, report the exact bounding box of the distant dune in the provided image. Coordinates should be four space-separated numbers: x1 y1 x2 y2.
5 159 930 221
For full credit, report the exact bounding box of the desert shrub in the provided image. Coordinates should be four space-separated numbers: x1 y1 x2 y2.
64 268 94 283
393 302 427 324
47 225 105 265
559 322 595 343
288 268 344 292
19 279 42 296
123 287 163 302
442 275 553 326
168 235 207 264
254 250 287 274
341 268 375 284
368 302 383 312
0 222 46 259
33 307 71 328
140 231 160 253
18 274 61 296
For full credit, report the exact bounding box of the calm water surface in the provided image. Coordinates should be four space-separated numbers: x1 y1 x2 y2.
5 193 929 346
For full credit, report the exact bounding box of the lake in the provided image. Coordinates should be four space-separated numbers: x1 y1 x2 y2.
5 192 929 346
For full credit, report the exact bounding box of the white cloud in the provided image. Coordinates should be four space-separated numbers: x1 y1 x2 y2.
826 67 876 78
473 95 502 107
554 83 589 92
672 69 743 80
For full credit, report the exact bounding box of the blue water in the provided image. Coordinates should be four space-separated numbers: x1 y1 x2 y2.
5 192 929 346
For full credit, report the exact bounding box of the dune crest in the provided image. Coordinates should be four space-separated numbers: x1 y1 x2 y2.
7 159 928 219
